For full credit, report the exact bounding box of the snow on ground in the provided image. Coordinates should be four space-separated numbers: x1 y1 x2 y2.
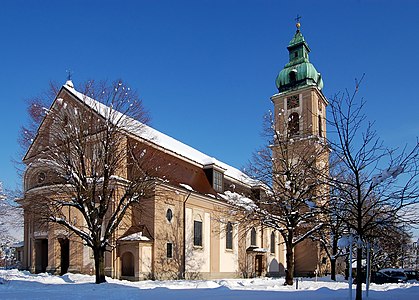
1 269 419 300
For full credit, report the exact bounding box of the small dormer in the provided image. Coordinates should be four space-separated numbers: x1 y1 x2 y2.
203 163 226 193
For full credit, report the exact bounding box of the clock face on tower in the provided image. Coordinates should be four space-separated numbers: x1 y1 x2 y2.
287 95 299 109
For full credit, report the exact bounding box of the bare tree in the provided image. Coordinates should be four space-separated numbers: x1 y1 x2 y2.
327 76 419 300
311 204 346 281
15 82 60 177
368 224 412 270
0 182 23 249
311 154 353 281
225 111 329 285
23 80 157 283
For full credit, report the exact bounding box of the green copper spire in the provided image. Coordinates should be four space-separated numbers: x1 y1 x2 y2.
275 22 323 92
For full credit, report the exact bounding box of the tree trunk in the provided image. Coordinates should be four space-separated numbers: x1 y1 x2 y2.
331 236 338 281
355 247 363 300
94 247 106 284
285 244 294 285
330 258 336 281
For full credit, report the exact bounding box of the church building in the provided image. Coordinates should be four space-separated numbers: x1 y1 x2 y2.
19 22 327 280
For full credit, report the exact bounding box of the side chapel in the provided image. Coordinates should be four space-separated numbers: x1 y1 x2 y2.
20 22 328 280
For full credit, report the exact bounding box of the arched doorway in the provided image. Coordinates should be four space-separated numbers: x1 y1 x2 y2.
59 238 69 275
121 252 135 277
35 239 48 273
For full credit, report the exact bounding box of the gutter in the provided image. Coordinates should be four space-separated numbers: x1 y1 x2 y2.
182 190 192 279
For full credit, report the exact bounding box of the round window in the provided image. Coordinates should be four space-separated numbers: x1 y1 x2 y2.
166 208 173 222
37 172 46 184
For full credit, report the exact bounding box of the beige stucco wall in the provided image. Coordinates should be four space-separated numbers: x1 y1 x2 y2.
218 222 238 273
185 207 210 273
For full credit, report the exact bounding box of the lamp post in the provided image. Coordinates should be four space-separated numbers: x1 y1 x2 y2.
349 234 353 300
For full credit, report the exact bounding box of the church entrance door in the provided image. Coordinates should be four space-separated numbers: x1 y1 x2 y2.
59 238 70 275
255 255 263 277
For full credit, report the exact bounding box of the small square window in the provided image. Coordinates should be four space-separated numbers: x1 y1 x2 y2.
167 243 173 258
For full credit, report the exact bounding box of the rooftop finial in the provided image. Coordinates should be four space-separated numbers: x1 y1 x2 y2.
295 14 301 31
66 69 73 81
65 69 74 88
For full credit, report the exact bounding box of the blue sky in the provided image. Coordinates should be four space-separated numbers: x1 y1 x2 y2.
0 0 418 194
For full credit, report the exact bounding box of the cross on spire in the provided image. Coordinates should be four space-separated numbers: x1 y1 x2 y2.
294 14 302 31
66 69 73 81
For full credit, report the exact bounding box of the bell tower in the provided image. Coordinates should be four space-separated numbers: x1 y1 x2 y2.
271 20 329 277
271 21 327 143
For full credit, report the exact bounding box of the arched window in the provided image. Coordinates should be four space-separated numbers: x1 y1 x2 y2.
121 252 134 277
250 227 257 246
194 216 203 247
289 70 297 83
226 222 233 250
270 232 276 254
288 112 300 136
318 115 323 137
167 243 173 258
166 208 173 222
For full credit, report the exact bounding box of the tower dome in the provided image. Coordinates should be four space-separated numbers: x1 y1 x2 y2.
275 24 323 92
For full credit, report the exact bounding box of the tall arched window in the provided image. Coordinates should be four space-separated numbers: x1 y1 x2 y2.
194 216 203 247
250 227 257 246
270 232 276 254
318 115 323 137
226 222 233 250
288 112 300 136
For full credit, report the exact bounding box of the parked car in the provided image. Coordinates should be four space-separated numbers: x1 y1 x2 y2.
379 269 408 283
353 268 409 284
353 271 395 284
404 269 419 280
371 271 402 284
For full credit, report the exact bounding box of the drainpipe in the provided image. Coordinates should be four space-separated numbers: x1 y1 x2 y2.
261 223 264 276
182 191 192 279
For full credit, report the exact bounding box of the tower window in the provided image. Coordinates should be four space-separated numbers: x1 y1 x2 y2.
289 71 296 83
288 112 300 136
166 208 173 222
226 222 233 250
318 115 323 137
250 227 257 246
167 243 173 258
294 52 298 58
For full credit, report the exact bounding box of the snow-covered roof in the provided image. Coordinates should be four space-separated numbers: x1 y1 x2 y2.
119 232 150 241
63 83 258 187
